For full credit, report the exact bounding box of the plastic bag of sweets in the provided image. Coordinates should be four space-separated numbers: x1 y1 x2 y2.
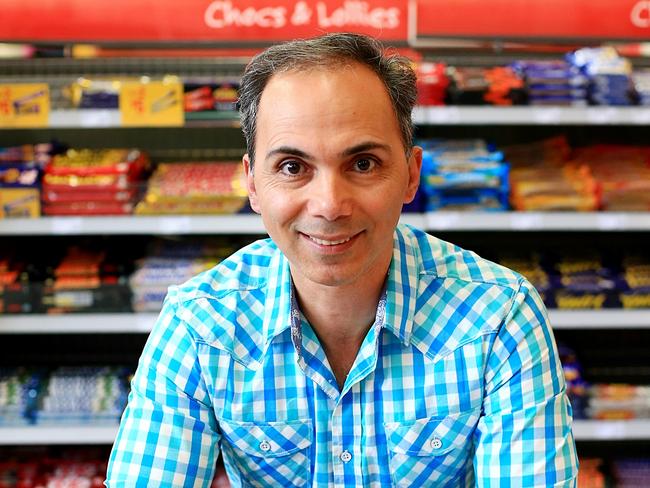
620 255 650 309
183 79 239 113
511 60 588 105
420 140 510 211
497 253 553 307
567 47 635 105
551 252 622 309
557 344 589 419
483 66 526 106
415 62 449 106
576 458 606 488
613 459 650 488
510 163 600 212
135 162 247 215
632 69 650 105
587 384 650 420
0 149 44 218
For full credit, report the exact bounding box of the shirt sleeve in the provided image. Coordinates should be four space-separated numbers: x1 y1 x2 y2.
473 279 579 487
105 289 220 487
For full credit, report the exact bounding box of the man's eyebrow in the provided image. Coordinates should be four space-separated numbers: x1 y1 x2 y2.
265 146 313 161
340 142 391 157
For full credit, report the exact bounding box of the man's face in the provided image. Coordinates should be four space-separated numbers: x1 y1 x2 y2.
243 62 421 290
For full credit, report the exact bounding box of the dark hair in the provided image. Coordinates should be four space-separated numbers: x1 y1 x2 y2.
238 32 417 165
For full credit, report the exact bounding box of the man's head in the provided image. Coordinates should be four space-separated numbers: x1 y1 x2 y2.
238 32 417 166
239 33 421 292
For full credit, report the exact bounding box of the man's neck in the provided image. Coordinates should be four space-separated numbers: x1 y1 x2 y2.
291 268 388 389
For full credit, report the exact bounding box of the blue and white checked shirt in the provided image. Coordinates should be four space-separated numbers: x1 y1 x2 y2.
106 224 578 487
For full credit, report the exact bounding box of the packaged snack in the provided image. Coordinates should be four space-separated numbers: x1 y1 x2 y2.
0 188 40 217
512 60 588 105
42 148 149 215
415 62 449 106
183 78 239 113
419 139 510 211
135 161 247 215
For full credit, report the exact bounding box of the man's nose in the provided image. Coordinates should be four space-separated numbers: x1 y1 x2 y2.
307 173 353 221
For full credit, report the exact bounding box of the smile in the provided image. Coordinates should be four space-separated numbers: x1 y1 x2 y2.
307 235 352 246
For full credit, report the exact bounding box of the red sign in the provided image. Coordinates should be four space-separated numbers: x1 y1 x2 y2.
0 0 407 42
415 0 650 40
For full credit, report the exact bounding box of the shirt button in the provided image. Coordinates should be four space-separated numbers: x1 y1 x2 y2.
430 437 443 450
340 450 352 463
259 440 271 452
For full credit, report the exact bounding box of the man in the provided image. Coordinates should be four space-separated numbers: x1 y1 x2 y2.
106 33 578 487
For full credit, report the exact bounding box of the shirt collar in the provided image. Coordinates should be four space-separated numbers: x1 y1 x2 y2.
264 224 420 349
383 224 420 346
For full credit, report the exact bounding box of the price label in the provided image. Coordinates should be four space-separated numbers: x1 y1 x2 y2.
120 80 184 127
0 84 50 128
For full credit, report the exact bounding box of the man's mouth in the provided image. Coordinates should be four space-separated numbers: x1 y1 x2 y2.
306 235 353 246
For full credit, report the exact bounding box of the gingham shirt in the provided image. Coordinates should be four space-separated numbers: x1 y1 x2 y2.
106 224 578 487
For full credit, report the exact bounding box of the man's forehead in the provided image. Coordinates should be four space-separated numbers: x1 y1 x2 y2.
261 61 385 99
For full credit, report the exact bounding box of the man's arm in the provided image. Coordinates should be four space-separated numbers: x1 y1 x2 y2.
474 279 579 487
105 291 220 487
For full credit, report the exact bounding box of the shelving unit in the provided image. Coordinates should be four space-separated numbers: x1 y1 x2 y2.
1 212 649 235
2 309 649 334
46 109 241 129
1 420 648 445
2 51 650 471
3 106 650 130
412 106 650 125
0 425 119 446
572 420 650 441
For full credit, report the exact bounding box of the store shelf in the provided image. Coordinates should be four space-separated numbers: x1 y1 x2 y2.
0 314 157 334
0 214 266 235
0 213 426 236
0 420 648 445
549 310 650 329
412 106 650 125
3 310 649 334
426 212 650 231
42 110 241 129
48 109 122 128
573 420 650 441
0 425 118 445
15 107 650 129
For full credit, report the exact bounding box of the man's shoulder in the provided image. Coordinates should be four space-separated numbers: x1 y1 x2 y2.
174 237 279 300
158 237 287 364
397 224 523 290
397 225 536 362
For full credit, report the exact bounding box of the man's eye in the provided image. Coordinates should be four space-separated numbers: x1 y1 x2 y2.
280 161 303 176
354 158 375 172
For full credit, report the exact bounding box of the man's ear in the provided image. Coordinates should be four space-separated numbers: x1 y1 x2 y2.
404 146 422 204
243 154 261 214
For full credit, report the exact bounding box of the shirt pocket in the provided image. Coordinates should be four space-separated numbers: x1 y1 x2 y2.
384 408 480 487
218 417 312 487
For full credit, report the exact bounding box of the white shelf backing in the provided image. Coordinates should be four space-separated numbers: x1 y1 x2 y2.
0 313 157 334
3 310 649 334
45 110 241 129
0 425 118 445
549 310 650 329
0 215 266 235
426 212 650 231
412 106 650 125
17 107 650 129
573 420 650 441
48 109 121 128
0 214 426 236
